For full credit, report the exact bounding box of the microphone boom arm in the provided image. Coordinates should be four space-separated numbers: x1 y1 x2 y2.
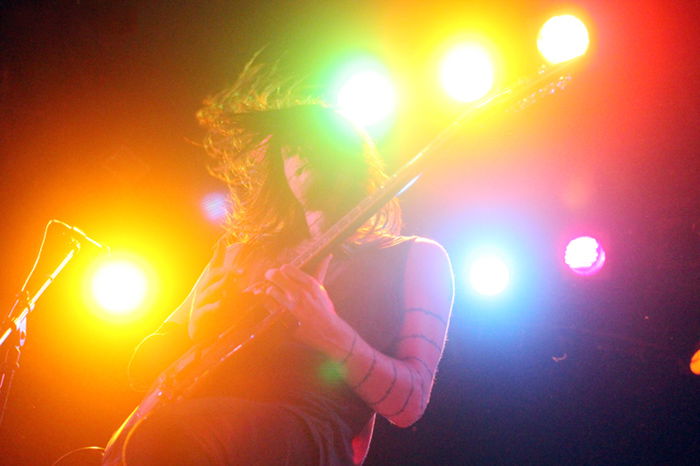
0 219 105 429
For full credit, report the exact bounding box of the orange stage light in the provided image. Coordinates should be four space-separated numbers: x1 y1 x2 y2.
691 348 700 376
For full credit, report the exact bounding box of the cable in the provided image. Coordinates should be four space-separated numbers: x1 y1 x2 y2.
18 219 55 294
51 445 105 465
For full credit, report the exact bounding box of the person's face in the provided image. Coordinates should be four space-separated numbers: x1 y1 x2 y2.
280 142 363 214
281 145 314 208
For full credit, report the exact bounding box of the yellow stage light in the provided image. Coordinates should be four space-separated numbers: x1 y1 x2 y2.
538 15 590 64
91 259 148 315
439 44 495 103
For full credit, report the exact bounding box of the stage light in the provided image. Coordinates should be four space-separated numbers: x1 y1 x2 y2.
202 192 230 224
538 15 589 64
564 236 605 276
468 253 511 296
691 348 700 376
439 44 494 103
335 67 396 128
91 259 148 314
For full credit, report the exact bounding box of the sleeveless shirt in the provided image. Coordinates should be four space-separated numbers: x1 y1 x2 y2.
193 235 417 463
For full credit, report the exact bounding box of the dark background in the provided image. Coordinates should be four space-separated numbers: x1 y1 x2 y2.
1 1 698 464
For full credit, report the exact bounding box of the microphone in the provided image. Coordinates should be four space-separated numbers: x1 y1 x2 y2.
52 219 110 253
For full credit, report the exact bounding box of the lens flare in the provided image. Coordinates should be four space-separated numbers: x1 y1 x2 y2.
538 15 590 64
202 192 230 224
440 44 495 103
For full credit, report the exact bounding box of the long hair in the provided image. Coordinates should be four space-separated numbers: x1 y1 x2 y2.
196 58 401 252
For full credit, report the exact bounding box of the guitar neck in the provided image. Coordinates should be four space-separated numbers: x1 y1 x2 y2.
292 60 577 270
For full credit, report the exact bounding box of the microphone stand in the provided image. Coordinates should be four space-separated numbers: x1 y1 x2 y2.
0 239 82 427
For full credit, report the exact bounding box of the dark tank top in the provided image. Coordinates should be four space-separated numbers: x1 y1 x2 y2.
196 235 417 462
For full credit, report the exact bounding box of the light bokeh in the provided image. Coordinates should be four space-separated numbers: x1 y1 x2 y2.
468 253 511 296
91 259 148 315
538 14 590 64
440 43 495 102
564 236 606 276
202 192 231 224
335 67 397 128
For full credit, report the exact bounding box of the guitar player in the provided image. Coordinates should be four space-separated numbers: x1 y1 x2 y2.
119 61 454 465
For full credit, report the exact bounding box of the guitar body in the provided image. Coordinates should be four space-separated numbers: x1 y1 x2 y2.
102 382 170 465
102 309 286 465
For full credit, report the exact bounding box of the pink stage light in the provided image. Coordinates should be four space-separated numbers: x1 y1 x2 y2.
564 236 606 276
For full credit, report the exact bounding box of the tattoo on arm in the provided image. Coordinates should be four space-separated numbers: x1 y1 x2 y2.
350 349 376 391
405 307 448 327
368 360 397 407
400 356 434 379
394 334 442 353
385 364 415 419
414 366 427 411
340 333 357 364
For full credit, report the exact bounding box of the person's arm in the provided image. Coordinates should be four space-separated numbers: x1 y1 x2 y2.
128 241 242 389
263 237 454 427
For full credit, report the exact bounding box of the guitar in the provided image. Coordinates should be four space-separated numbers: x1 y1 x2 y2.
101 61 577 465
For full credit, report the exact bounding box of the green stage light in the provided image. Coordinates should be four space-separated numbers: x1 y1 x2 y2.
335 67 396 129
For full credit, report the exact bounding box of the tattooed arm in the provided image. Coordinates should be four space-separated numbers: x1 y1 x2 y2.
264 237 454 427
340 238 453 427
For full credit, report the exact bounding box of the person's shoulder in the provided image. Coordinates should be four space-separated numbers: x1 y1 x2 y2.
377 235 451 272
368 235 449 258
348 235 449 266
405 235 445 248
404 237 454 300
372 234 429 248
405 236 450 264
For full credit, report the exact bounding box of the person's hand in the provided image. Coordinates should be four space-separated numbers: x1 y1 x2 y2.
260 255 349 355
188 241 239 341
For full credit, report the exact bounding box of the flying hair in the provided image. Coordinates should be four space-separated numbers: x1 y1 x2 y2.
196 55 402 250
